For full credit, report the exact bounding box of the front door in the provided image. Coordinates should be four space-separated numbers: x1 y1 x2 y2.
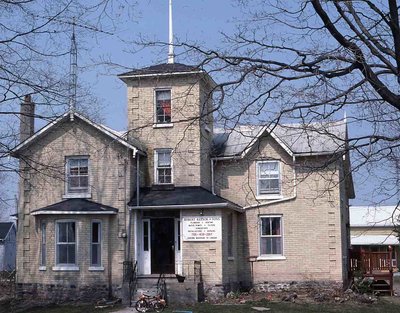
151 218 175 274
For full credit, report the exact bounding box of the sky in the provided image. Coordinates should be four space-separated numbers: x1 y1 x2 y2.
80 0 242 131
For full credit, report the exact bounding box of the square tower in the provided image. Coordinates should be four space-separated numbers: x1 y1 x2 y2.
119 63 216 189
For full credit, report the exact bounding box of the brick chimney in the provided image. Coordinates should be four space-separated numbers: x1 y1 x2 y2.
20 95 35 142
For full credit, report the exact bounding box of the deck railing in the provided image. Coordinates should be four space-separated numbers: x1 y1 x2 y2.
360 247 393 275
349 246 394 274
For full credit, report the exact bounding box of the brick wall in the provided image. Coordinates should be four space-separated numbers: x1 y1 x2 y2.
16 117 136 297
126 75 213 189
214 134 346 284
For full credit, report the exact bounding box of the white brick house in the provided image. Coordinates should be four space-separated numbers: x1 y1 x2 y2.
12 63 355 303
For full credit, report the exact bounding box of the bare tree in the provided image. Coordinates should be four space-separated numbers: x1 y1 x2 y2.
166 0 400 207
0 0 135 215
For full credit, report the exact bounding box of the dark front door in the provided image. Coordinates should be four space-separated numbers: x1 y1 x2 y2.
151 218 175 274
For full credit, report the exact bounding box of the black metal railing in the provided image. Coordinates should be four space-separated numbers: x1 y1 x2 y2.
157 272 168 304
123 260 138 306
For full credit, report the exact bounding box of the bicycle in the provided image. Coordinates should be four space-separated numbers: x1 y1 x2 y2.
135 293 166 312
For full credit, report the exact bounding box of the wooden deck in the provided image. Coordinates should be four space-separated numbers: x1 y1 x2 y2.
349 246 394 295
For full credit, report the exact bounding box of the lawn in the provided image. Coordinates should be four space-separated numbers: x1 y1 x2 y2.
17 298 400 313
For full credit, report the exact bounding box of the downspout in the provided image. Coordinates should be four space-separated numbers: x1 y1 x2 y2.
108 215 112 298
127 152 139 262
243 155 297 209
210 159 215 195
134 153 140 262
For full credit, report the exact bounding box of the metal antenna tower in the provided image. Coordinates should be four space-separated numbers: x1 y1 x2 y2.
69 20 78 112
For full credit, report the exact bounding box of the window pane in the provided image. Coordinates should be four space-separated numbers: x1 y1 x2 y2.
272 238 282 254
156 90 171 123
67 244 76 264
58 245 68 264
261 218 271 236
156 90 171 101
67 223 75 243
260 237 282 255
41 223 46 266
158 151 171 167
58 223 67 242
69 177 80 188
80 176 88 188
92 223 99 243
271 218 281 235
91 244 100 266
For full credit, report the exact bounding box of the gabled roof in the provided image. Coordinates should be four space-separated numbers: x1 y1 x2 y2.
0 222 15 241
212 120 347 158
31 198 118 215
11 110 146 157
129 186 242 212
350 206 399 227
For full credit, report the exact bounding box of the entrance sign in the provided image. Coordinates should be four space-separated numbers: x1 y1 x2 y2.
182 216 221 241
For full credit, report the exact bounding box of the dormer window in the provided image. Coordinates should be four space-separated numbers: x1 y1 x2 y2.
66 157 89 196
155 149 172 184
155 90 171 124
256 160 281 198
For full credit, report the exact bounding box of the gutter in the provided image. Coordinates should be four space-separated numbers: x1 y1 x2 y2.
130 202 244 213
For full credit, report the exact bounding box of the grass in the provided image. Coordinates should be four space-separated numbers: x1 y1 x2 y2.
16 298 400 313
163 299 399 313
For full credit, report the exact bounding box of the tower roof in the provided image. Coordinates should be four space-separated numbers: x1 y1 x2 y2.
118 62 202 77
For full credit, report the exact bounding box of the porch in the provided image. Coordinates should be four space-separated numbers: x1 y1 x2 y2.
349 246 394 295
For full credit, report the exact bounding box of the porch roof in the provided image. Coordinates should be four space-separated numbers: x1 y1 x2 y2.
30 198 118 215
128 186 242 211
351 235 399 246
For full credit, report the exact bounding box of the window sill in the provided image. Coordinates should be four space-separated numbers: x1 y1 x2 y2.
227 257 235 261
39 266 47 271
63 193 91 199
52 266 80 271
153 123 173 128
256 194 283 200
257 255 286 261
89 266 104 271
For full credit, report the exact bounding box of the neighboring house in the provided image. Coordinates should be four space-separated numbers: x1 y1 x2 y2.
0 222 16 271
11 63 355 302
350 206 399 270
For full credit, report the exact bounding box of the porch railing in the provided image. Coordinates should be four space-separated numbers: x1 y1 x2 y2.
123 260 138 307
349 247 394 274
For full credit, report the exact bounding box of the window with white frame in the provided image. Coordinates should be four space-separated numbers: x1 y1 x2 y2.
91 221 101 267
56 221 76 265
66 157 89 194
257 160 281 196
155 149 172 184
260 216 283 255
155 90 171 124
40 222 46 267
227 213 233 258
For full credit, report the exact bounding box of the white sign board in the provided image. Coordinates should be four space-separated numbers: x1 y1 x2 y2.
182 216 222 241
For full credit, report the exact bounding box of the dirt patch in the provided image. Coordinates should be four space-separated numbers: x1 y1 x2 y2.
219 284 382 307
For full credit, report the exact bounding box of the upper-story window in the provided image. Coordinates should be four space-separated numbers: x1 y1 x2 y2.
66 157 89 195
257 160 281 197
155 149 172 184
155 90 171 124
